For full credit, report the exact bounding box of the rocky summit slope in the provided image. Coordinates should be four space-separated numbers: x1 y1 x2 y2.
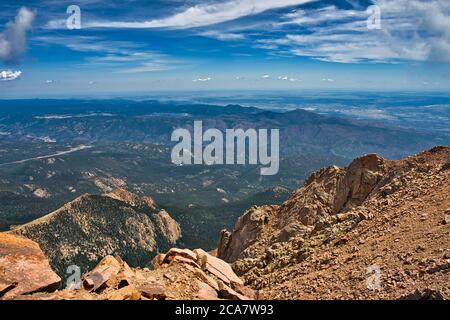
0 235 254 300
218 146 450 299
9 188 181 277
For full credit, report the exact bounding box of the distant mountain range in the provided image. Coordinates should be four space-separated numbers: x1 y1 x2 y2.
0 99 446 158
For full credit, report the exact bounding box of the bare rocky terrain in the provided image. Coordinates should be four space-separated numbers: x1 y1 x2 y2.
218 146 450 299
0 234 254 300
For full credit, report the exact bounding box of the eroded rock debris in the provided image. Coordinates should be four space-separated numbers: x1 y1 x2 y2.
1 244 254 300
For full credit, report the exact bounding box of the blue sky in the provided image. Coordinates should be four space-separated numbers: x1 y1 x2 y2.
1 0 450 97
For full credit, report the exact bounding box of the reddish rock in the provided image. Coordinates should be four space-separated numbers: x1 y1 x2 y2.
152 253 166 268
232 282 256 299
170 255 201 269
0 233 61 300
106 285 141 300
14 289 97 300
82 255 130 292
137 283 167 300
163 248 198 264
154 210 182 245
217 281 249 300
0 280 17 298
196 281 219 300
194 269 219 291
218 206 274 262
194 249 243 286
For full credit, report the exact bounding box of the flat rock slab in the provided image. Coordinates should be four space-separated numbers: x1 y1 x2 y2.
0 233 61 299
194 249 244 286
163 248 198 264
137 283 167 300
82 255 129 292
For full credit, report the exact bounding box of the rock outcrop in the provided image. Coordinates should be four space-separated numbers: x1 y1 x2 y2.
4 248 253 300
10 188 181 277
218 146 450 300
0 233 61 300
218 153 386 263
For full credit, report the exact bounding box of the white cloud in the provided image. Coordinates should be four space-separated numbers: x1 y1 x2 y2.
199 31 245 40
193 77 212 82
277 5 366 26
83 0 316 29
278 75 300 82
322 78 335 82
0 70 22 81
262 74 270 79
0 7 35 63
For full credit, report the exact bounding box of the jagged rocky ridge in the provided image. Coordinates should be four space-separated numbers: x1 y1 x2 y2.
218 146 450 299
9 188 181 276
0 234 254 300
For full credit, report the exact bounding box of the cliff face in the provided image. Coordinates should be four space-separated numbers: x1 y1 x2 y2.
218 146 450 299
10 188 181 277
217 153 387 262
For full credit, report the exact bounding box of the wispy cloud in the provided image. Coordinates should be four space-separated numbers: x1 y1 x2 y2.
198 31 245 41
276 5 366 27
258 0 450 63
278 75 300 82
34 35 185 73
34 35 140 54
193 77 212 82
40 0 450 65
119 60 182 73
74 0 316 29
0 7 35 63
